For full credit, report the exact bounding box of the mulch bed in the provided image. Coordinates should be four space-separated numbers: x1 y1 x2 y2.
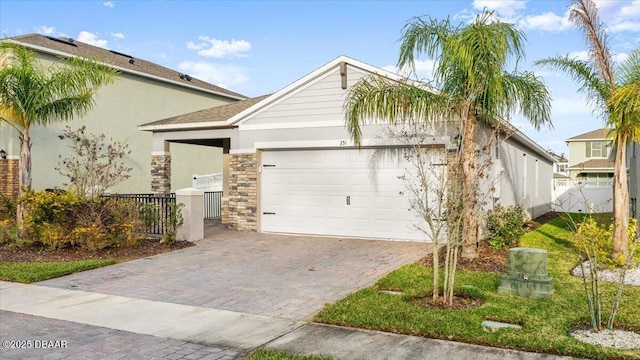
0 239 193 262
417 211 561 274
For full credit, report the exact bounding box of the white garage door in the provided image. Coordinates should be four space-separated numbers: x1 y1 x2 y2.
260 148 434 241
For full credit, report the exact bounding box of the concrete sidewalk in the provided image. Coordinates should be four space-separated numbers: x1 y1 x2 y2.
0 281 571 360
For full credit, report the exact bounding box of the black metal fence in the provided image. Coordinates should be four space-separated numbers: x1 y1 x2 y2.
105 191 223 234
204 191 223 219
104 193 176 235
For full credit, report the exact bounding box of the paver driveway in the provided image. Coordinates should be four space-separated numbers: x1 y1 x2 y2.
39 221 431 320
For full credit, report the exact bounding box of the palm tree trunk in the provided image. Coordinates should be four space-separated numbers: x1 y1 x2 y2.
16 128 31 233
612 135 629 261
461 115 479 259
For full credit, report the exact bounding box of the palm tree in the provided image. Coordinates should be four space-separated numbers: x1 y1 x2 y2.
0 42 117 227
536 0 640 261
345 10 552 259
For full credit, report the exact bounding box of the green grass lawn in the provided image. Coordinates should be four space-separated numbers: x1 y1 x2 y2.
314 216 640 360
0 259 116 283
245 349 332 360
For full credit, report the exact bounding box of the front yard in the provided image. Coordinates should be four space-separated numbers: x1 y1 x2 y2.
314 215 640 360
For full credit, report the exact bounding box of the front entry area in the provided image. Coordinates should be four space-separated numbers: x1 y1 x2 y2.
260 148 428 241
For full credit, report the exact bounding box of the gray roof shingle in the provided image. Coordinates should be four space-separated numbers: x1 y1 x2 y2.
142 94 272 127
8 33 247 100
569 159 615 170
566 128 610 141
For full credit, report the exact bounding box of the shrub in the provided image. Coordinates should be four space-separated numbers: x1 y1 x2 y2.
20 189 81 243
162 203 184 245
0 193 17 221
40 222 73 250
485 204 527 249
0 220 17 245
572 217 640 268
18 190 147 250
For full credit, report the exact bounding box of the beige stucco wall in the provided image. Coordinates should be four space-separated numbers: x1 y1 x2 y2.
1 52 234 193
567 140 612 165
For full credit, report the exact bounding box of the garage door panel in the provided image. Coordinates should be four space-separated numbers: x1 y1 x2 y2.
261 149 432 241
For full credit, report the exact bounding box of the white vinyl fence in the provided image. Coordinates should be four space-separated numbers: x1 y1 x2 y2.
552 178 613 213
192 173 223 192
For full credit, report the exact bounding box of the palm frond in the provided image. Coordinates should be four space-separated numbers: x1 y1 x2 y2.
535 55 609 117
569 0 615 88
344 74 446 146
500 71 553 130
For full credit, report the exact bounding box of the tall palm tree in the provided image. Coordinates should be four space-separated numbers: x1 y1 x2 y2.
0 42 117 227
345 10 552 259
536 0 640 261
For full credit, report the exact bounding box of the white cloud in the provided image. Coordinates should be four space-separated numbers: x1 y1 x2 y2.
186 36 251 58
619 0 640 15
519 11 571 32
177 61 249 89
35 25 55 36
110 32 124 39
77 31 108 48
567 50 589 61
614 52 629 63
472 0 527 18
103 1 115 8
592 0 622 11
609 20 640 33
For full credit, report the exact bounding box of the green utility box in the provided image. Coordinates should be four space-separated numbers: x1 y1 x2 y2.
498 248 554 298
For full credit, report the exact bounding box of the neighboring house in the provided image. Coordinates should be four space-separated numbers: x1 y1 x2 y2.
553 128 639 218
548 151 569 177
566 129 614 186
139 55 555 242
0 34 246 197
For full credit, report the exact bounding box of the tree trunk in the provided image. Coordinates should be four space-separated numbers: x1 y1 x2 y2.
460 115 479 259
612 134 629 261
16 128 31 233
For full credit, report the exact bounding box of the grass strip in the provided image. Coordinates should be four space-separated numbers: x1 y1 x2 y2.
245 349 333 360
0 259 116 283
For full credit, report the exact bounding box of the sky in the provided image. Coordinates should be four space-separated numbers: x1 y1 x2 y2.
1 0 639 156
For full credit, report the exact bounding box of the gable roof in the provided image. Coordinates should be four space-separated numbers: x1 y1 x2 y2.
138 55 426 131
6 33 246 100
136 54 554 163
566 128 610 142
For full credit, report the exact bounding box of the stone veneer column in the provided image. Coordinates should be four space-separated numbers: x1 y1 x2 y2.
151 154 171 194
0 159 19 198
227 153 257 231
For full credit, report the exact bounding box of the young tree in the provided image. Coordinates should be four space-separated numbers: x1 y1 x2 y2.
0 42 117 228
536 0 640 261
56 126 132 198
345 10 552 259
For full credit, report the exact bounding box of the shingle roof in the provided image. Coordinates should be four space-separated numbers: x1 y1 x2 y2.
142 94 272 127
7 33 246 100
569 159 615 170
566 128 610 141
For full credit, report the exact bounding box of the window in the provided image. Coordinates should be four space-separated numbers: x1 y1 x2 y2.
555 163 568 173
585 141 610 158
